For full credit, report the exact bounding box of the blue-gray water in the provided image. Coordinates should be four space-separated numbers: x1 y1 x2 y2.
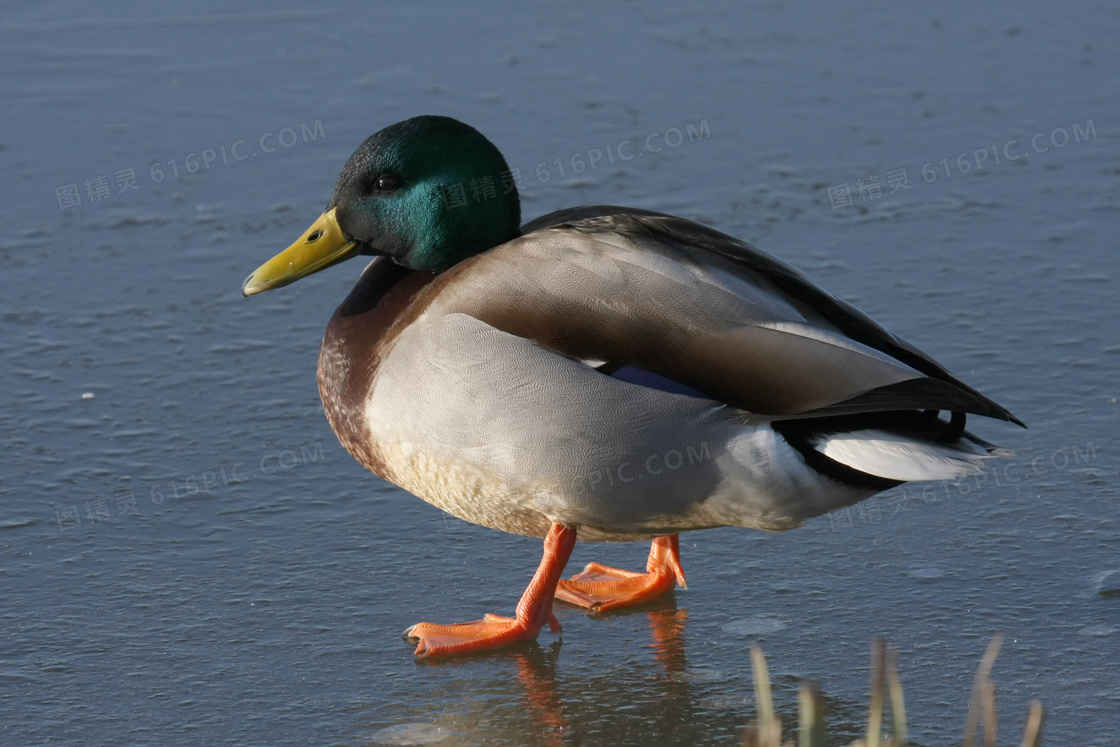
2 2 1117 745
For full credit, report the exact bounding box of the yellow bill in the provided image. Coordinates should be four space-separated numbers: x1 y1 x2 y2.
242 207 358 296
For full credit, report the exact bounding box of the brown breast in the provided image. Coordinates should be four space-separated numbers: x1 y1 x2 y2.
317 258 441 480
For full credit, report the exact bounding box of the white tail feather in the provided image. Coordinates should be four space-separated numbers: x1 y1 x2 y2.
814 429 1006 481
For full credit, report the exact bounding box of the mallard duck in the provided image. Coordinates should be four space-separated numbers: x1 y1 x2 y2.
243 115 1022 657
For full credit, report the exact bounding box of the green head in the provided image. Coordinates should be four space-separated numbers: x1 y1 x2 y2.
242 116 521 295
332 116 521 271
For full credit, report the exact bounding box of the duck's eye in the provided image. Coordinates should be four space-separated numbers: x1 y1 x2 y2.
307 229 324 242
376 175 400 193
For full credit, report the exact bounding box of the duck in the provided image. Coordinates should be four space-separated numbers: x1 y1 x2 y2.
242 115 1023 657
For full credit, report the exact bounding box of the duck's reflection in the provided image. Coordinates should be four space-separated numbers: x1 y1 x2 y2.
487 604 693 744
378 597 746 746
493 601 697 745
362 600 893 746
509 640 567 746
647 604 689 676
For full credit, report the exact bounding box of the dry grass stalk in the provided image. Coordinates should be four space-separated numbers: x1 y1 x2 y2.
741 635 1043 747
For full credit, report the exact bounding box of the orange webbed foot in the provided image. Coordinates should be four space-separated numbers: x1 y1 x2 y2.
556 534 687 612
404 613 562 657
403 524 576 658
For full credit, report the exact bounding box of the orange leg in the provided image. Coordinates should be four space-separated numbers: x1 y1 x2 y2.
555 534 687 612
404 523 577 657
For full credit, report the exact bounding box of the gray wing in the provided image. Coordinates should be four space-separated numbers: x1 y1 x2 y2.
426 206 1021 424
